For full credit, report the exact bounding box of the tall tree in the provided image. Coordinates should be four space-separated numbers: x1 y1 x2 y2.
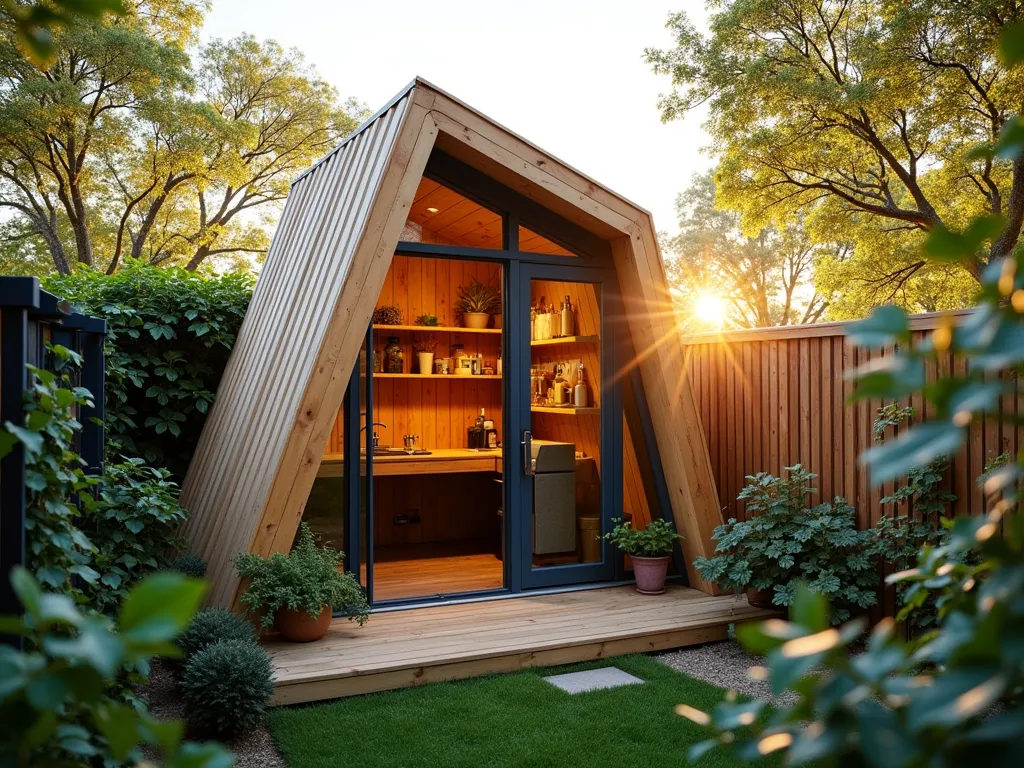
646 0 1024 309
665 171 832 330
0 3 364 274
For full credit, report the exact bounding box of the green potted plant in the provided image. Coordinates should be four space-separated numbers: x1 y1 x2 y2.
603 517 682 594
414 313 440 326
455 278 500 329
234 523 369 642
694 465 878 622
413 334 438 375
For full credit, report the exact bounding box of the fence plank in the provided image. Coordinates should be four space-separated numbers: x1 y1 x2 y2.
681 312 1013 526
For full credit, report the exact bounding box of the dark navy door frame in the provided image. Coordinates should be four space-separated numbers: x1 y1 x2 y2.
515 262 623 590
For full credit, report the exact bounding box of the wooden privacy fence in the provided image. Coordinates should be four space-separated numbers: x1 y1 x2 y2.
680 310 1022 531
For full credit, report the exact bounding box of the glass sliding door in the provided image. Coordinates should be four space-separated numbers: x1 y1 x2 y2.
516 264 621 589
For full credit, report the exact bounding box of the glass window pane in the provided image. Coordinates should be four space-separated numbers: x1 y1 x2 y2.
529 279 600 569
519 225 577 256
401 178 503 249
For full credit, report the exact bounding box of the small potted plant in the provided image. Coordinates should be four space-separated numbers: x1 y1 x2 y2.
415 313 440 326
455 278 500 329
234 523 369 642
413 335 438 375
603 517 682 594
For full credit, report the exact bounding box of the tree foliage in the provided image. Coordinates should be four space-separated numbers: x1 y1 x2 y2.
647 1 1024 315
0 1 365 274
665 171 834 329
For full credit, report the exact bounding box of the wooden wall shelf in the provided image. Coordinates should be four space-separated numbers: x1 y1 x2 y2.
374 373 502 380
531 405 600 415
530 335 599 347
372 324 502 334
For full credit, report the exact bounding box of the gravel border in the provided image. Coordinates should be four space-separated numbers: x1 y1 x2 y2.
657 639 798 706
143 661 286 768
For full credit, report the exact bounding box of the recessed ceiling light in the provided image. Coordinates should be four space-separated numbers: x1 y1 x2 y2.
426 207 439 213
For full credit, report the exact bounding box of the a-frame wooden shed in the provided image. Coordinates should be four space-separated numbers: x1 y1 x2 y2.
180 78 727 617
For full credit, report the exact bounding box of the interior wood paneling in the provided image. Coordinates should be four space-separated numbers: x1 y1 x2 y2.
404 178 503 249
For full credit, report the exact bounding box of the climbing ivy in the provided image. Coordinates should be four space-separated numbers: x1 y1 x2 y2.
1 345 100 593
46 263 253 478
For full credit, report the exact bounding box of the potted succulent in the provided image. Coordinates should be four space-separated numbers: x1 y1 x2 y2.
603 517 682 594
455 278 500 329
234 523 369 642
413 335 438 375
415 313 440 326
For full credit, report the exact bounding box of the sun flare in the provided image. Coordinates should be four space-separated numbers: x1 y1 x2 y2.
693 293 726 327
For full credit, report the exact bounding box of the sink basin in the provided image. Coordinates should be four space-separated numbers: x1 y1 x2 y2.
372 448 432 456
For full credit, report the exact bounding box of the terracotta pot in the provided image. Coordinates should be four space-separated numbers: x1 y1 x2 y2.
631 555 671 595
746 587 775 609
492 313 502 330
462 312 489 329
275 605 332 642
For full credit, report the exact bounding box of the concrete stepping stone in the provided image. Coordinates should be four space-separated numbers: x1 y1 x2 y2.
542 666 644 694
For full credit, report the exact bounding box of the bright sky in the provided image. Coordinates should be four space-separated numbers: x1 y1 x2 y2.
201 0 713 235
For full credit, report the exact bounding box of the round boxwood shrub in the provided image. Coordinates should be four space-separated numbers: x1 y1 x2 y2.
171 553 208 579
177 607 256 661
181 639 275 738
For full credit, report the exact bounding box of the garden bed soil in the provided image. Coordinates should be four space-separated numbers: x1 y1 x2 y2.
143 661 286 768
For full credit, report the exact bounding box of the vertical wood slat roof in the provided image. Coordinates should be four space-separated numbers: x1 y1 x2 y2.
180 94 413 608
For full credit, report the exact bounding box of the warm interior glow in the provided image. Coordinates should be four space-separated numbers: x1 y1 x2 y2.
693 293 726 326
425 206 439 213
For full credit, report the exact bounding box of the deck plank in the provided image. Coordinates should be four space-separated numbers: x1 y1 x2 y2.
265 585 775 704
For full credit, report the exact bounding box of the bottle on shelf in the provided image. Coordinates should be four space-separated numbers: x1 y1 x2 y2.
574 359 589 407
561 295 574 337
553 363 570 405
384 336 403 374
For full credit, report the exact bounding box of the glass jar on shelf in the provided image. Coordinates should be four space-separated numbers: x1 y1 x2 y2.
384 336 404 374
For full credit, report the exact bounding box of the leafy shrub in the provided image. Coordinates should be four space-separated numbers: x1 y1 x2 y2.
1 347 101 593
81 457 189 615
181 639 275 738
178 607 257 661
172 553 209 578
695 465 877 623
603 517 682 557
0 567 229 767
46 262 253 478
235 522 369 631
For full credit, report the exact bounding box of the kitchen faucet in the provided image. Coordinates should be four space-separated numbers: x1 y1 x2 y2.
360 421 388 450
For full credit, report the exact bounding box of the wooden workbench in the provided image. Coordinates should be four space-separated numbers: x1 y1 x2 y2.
318 449 501 478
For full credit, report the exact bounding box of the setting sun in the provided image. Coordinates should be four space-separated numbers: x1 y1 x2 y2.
693 293 727 327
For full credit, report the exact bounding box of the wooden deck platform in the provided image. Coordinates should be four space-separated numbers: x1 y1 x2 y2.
265 585 775 705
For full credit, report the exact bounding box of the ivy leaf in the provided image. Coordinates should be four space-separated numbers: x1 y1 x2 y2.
0 430 17 459
923 216 1005 262
847 305 909 348
999 21 1024 66
860 422 966 486
4 423 44 456
119 573 205 646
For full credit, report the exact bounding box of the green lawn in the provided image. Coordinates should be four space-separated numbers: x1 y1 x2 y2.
267 654 774 768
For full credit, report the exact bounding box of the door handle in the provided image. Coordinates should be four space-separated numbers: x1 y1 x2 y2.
522 430 534 476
